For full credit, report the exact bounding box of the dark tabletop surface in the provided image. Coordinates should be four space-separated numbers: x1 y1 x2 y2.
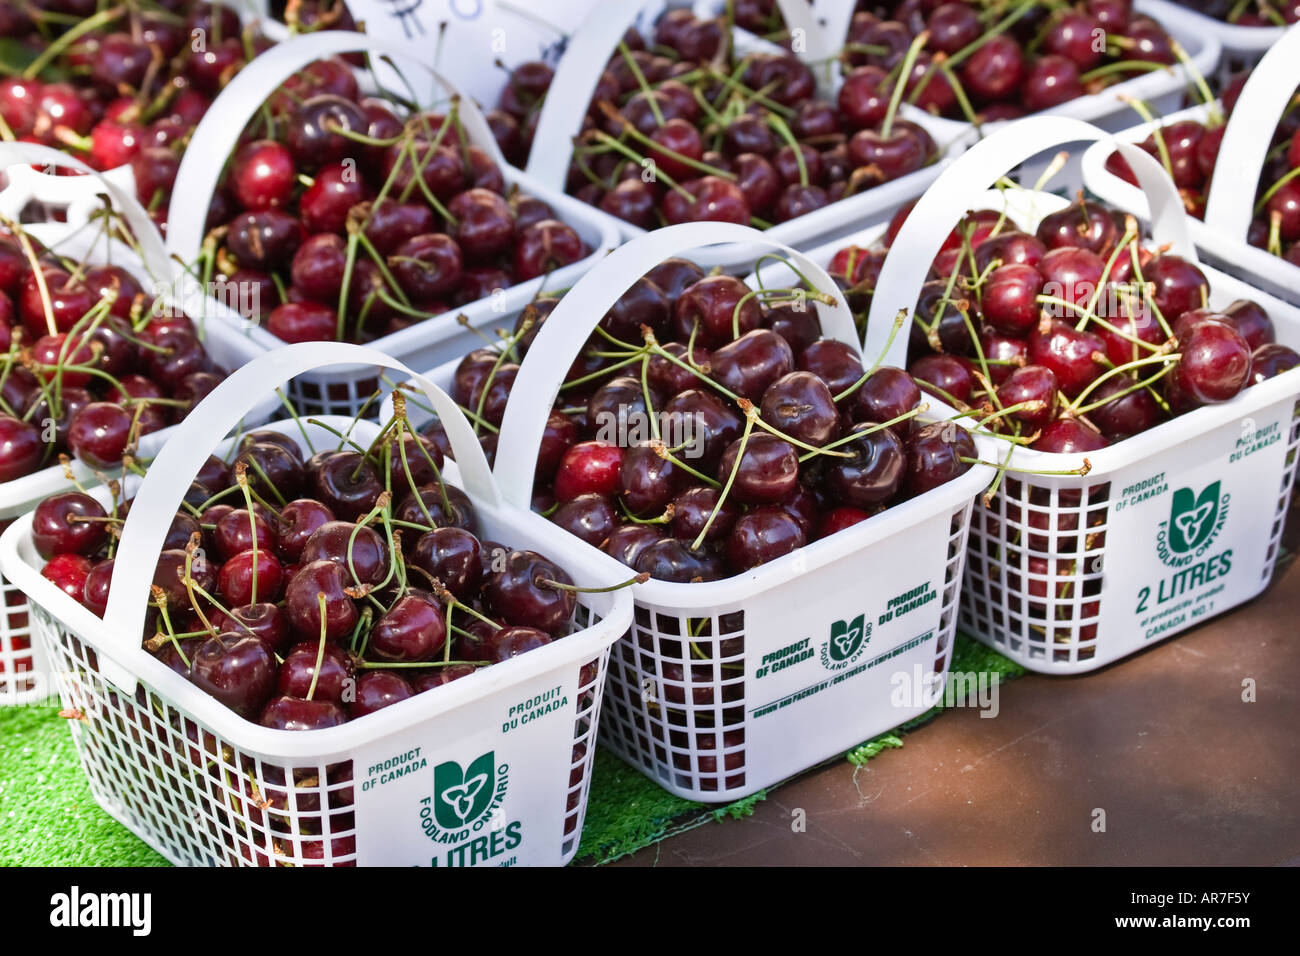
612 541 1300 867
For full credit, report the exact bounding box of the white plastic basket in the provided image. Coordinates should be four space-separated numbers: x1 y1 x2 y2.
0 343 634 866
395 222 996 802
0 144 278 705
166 31 620 418
867 117 1300 674
1140 0 1286 80
689 0 1222 192
521 2 965 272
1082 24 1300 308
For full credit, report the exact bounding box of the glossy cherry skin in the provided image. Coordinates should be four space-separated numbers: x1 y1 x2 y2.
217 549 284 607
67 403 134 469
1032 417 1109 454
710 329 795 401
760 371 841 447
853 367 922 425
798 339 865 397
190 633 278 720
275 499 335 563
1171 321 1251 405
981 264 1043 335
726 506 807 571
277 642 355 703
215 603 291 653
1028 321 1106 397
996 365 1059 433
1251 344 1300 384
408 527 483 600
260 696 348 731
481 549 576 635
910 354 976 405
673 275 763 349
32 492 108 559
1087 374 1164 440
824 423 906 507
603 524 666 568
554 441 623 502
1023 55 1085 113
230 139 296 211
1145 255 1209 323
43 554 95 603
0 416 43 482
904 422 976 495
308 452 384 521
301 521 390 585
369 591 447 663
335 662 405 719
287 94 367 171
717 433 799 505
1222 300 1274 351
634 538 725 583
961 35 1024 102
284 560 358 641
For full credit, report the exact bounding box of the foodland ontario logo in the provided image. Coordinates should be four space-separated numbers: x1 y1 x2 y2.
820 614 870 670
1157 482 1229 568
433 752 502 829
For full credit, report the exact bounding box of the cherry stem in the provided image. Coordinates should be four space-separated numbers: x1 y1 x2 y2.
1067 352 1177 414
798 405 928 462
536 574 648 594
305 592 329 702
836 309 907 402
882 30 930 139
617 42 664 126
692 413 754 550
651 439 720 489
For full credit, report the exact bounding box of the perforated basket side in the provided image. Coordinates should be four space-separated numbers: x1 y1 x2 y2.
31 600 613 867
598 500 973 801
0 538 43 703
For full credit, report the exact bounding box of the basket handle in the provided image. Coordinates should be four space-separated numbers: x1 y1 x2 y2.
864 116 1198 372
100 342 501 688
1202 23 1300 242
524 0 643 189
0 142 173 284
490 220 857 510
165 30 504 285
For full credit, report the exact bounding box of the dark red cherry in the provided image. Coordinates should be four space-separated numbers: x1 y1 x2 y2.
481 549 576 635
259 696 348 730
717 433 799 505
348 671 414 719
1028 321 1106 397
1171 321 1251 405
634 538 725 583
996 365 1059 432
760 371 840 447
370 591 446 663
904 421 976 495
727 506 806 571
190 632 277 719
284 560 358 640
824 423 906 507
1032 417 1108 454
277 641 354 702
33 492 108 559
552 493 618 548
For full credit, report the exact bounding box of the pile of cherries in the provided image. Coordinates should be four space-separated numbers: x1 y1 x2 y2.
1104 74 1300 267
0 1 274 223
1180 0 1300 25
35 409 601 735
445 256 978 582
206 68 589 345
0 228 233 483
724 0 1178 124
826 194 1300 457
493 7 940 230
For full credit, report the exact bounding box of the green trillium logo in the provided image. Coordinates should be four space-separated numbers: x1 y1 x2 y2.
820 614 870 670
829 614 866 661
1169 483 1221 554
433 752 496 829
1157 482 1229 568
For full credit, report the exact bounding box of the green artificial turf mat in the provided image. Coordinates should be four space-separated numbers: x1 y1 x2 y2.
0 634 1018 866
0 704 167 867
